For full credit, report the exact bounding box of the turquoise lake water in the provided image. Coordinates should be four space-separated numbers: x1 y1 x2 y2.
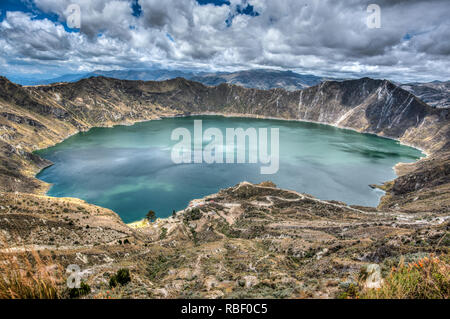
35 116 423 223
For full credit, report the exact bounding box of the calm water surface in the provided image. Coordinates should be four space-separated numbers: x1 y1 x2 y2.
36 116 423 223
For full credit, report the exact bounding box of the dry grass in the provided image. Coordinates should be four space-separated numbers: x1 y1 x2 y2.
361 254 450 299
0 249 63 299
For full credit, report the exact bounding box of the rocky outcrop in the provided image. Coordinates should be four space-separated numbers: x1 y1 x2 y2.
378 150 450 213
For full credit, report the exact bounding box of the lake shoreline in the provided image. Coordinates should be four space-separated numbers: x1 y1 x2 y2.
33 112 425 225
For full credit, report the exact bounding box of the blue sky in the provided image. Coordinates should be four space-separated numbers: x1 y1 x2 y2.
0 0 449 83
0 0 57 24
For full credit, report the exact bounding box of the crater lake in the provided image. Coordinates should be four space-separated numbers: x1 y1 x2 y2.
35 116 423 223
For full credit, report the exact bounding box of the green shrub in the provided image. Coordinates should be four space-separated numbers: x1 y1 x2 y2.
184 208 202 222
68 282 91 299
146 210 156 223
109 268 131 288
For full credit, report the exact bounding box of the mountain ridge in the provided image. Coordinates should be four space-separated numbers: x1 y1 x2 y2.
12 68 449 108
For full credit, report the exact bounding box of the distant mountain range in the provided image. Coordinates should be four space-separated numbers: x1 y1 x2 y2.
9 68 449 108
12 69 195 86
189 69 326 90
15 69 326 90
400 81 450 109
